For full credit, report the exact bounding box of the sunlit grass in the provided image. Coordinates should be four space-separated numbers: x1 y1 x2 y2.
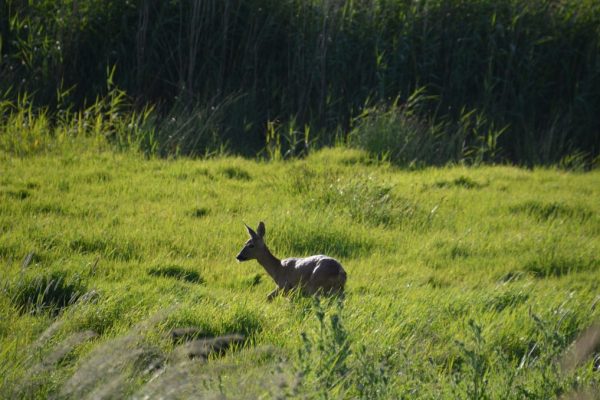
1 1 598 395
0 146 599 398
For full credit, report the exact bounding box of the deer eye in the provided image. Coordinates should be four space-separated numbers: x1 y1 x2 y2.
248 244 255 248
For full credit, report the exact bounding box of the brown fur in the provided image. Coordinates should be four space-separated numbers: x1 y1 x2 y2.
236 222 347 300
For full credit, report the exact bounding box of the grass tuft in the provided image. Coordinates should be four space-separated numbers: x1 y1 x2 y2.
7 271 87 315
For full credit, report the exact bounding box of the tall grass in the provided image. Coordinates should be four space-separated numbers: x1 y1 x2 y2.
1 147 599 398
1 0 599 163
347 89 509 166
0 74 154 157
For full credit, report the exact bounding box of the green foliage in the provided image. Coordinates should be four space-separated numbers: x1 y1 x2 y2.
264 118 314 161
145 98 236 157
352 344 393 399
348 92 510 166
293 300 397 399
0 83 154 157
452 320 492 400
1 0 599 163
295 300 352 398
348 92 453 166
0 147 599 398
318 175 426 228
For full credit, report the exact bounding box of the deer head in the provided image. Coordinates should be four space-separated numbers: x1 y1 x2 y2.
236 222 266 262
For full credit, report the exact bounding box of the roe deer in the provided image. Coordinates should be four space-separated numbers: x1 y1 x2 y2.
236 222 347 300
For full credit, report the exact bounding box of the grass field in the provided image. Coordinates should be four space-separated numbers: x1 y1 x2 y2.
2 0 599 396
0 144 599 398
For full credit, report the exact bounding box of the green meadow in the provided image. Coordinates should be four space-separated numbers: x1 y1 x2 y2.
1 144 599 398
1 0 599 397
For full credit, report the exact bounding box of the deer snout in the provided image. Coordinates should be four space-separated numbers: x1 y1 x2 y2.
236 252 248 262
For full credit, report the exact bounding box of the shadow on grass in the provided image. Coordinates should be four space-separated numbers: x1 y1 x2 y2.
148 265 205 284
272 226 373 260
69 237 140 261
432 176 487 189
7 270 87 315
524 255 599 278
509 200 593 222
218 166 251 181
189 207 209 218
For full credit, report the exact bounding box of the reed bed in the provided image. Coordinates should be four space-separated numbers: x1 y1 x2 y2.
1 0 598 164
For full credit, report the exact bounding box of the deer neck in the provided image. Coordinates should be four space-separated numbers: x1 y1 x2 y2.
256 245 283 283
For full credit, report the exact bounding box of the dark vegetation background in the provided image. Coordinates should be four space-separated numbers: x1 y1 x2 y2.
1 0 599 165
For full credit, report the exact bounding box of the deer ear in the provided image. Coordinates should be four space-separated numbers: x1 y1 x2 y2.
244 223 258 239
257 221 265 238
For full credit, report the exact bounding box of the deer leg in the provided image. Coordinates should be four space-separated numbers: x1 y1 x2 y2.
267 287 281 301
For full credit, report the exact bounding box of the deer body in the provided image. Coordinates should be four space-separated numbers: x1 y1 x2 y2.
236 222 347 300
